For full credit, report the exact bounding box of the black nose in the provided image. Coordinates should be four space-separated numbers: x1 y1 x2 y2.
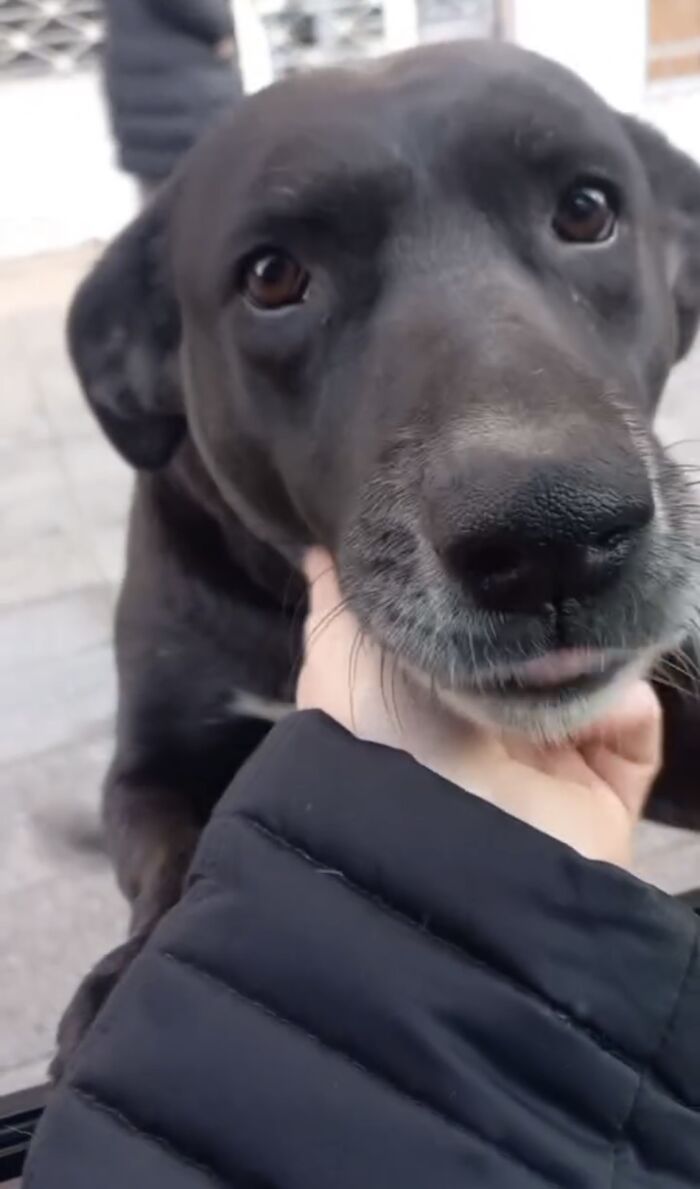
441 467 654 614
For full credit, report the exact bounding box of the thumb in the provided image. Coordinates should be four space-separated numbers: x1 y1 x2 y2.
577 682 663 817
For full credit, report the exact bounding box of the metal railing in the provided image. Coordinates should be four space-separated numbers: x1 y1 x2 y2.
0 0 102 76
258 0 496 74
0 0 497 80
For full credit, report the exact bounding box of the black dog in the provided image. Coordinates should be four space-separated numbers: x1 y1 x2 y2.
55 39 700 1075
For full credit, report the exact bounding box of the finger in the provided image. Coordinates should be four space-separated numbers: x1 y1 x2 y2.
578 684 662 818
578 681 662 769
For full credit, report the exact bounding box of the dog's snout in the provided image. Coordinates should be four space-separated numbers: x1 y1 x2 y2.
438 460 655 615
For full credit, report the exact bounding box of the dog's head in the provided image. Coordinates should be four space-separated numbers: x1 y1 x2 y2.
70 41 700 738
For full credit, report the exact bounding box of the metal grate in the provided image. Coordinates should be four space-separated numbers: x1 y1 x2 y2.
417 0 496 40
253 0 495 76
0 0 103 77
0 0 497 81
254 0 384 76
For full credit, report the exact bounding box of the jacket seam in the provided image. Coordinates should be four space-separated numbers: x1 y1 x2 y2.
234 811 698 1115
159 947 564 1187
187 721 293 889
63 1084 228 1187
609 927 699 1187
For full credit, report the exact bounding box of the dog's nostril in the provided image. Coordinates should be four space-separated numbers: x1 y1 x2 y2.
593 527 629 552
441 504 653 616
444 538 542 607
458 542 525 581
593 503 654 554
434 462 655 615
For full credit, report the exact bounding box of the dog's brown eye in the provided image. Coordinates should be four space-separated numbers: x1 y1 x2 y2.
553 184 616 244
243 250 309 309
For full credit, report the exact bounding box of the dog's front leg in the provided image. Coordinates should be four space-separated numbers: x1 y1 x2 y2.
51 774 202 1081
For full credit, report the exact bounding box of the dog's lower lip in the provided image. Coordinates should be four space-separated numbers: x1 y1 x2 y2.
505 648 615 686
476 649 628 696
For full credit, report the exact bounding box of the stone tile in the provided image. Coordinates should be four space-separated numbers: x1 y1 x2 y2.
60 435 132 533
635 820 686 859
0 870 127 1085
0 436 62 495
38 364 97 443
91 523 128 587
0 641 115 768
0 251 127 1100
0 317 52 447
0 584 111 668
634 822 700 893
0 544 100 614
0 534 100 610
0 587 115 768
57 436 132 585
0 731 112 900
658 357 700 480
0 1057 49 1098
16 339 96 453
0 246 97 317
0 440 104 608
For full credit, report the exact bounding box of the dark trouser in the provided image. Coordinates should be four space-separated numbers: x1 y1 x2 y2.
136 179 160 206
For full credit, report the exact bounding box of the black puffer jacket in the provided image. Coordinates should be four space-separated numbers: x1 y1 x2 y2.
102 0 243 183
26 713 700 1187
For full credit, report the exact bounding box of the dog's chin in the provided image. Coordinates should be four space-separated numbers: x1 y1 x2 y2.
409 651 655 744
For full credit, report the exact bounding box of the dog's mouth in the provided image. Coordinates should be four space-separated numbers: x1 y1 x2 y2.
409 644 656 740
470 648 631 699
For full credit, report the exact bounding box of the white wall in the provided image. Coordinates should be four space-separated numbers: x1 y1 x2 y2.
0 71 137 259
232 0 275 92
643 79 700 162
508 0 700 165
508 0 648 112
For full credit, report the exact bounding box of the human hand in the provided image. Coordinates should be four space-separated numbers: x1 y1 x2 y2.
297 550 662 867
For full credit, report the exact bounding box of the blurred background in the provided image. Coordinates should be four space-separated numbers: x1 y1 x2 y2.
2 0 700 1099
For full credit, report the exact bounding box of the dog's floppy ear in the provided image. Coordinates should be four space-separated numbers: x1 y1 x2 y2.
68 192 185 470
622 116 700 360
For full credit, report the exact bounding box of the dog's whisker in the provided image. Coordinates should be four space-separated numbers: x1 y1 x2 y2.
379 647 393 723
307 564 336 591
348 627 365 734
307 598 351 649
661 437 700 451
390 653 405 732
652 668 700 701
661 649 700 693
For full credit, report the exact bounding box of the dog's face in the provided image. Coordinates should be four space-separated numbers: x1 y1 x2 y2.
72 41 700 738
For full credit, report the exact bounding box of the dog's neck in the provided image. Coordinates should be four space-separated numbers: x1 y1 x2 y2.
146 439 306 615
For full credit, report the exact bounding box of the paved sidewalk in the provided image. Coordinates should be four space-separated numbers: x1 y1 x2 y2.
0 249 130 1096
2 246 700 1099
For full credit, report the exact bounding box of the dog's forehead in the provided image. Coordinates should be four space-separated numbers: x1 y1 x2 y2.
189 40 620 184
173 40 632 288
